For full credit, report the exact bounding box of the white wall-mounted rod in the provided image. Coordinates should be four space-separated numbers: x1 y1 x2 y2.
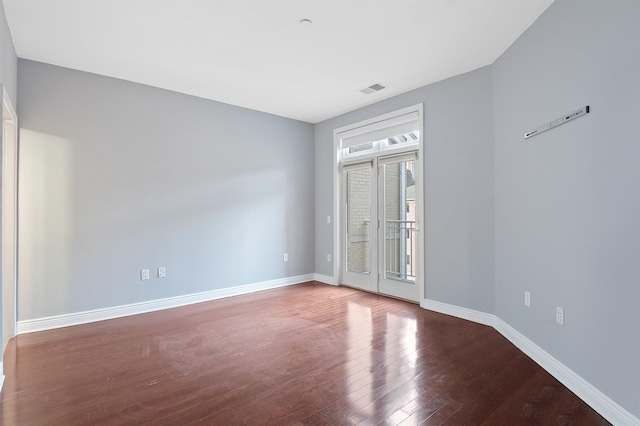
524 105 590 139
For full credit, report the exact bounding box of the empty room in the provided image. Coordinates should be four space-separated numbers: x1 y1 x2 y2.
0 0 637 424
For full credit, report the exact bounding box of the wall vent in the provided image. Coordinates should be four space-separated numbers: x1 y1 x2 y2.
359 83 387 95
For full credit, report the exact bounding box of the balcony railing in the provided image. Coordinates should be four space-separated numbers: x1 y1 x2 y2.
385 220 416 282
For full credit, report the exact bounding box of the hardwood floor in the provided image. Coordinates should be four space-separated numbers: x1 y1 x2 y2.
0 282 610 425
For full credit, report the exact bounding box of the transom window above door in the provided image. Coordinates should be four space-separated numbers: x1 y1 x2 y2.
344 131 420 159
338 107 421 163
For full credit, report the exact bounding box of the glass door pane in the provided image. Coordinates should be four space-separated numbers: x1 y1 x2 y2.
383 160 416 282
379 153 418 301
346 167 372 274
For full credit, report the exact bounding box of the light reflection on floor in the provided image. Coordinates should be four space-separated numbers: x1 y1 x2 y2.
345 300 419 423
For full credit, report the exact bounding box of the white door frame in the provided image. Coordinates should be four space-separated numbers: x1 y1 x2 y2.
333 104 424 302
2 86 18 354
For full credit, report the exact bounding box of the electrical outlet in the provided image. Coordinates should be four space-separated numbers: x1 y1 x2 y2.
556 307 564 325
524 291 531 307
327 254 331 262
283 253 288 262
140 269 150 281
157 267 166 278
327 215 331 224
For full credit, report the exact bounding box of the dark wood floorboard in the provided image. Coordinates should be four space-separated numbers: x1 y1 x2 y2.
0 282 610 425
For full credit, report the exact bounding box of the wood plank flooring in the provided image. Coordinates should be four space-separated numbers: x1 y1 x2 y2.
0 282 610 425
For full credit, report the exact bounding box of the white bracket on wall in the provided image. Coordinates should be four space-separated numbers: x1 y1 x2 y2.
524 105 590 139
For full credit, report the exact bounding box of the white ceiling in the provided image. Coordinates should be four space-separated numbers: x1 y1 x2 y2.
3 0 553 123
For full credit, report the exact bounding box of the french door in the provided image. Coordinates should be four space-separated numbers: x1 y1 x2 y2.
343 161 377 292
342 152 419 301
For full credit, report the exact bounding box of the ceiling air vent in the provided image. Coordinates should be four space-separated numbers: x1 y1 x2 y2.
359 83 387 95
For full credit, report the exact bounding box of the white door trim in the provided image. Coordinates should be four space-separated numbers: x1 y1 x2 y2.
2 86 19 362
333 104 424 303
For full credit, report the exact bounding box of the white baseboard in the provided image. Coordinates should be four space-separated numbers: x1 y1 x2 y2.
421 298 639 426
313 273 338 286
421 298 495 327
17 273 315 335
493 318 639 426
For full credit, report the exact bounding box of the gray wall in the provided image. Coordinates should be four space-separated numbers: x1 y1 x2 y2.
314 66 495 314
493 0 640 418
17 60 315 320
0 1 16 104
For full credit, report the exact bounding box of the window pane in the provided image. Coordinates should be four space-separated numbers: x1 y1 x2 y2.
385 131 419 147
348 142 374 154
